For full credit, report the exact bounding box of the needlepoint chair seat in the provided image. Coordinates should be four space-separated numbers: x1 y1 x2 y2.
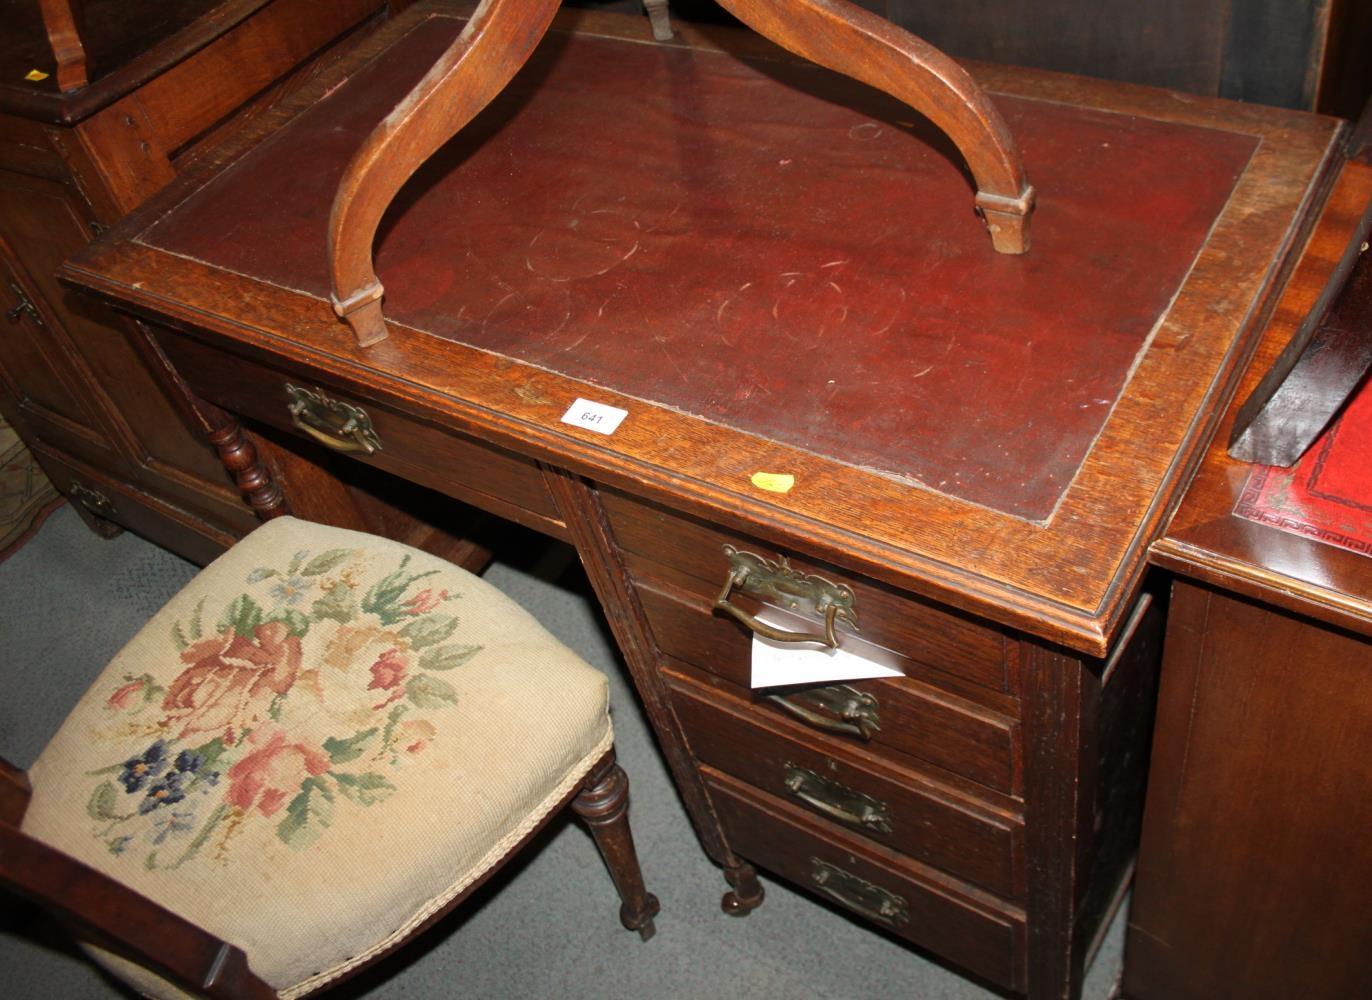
14 516 653 998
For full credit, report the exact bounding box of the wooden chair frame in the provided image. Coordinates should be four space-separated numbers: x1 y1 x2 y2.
328 0 1035 346
0 746 657 997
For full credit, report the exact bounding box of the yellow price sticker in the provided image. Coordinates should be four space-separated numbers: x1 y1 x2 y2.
750 471 795 494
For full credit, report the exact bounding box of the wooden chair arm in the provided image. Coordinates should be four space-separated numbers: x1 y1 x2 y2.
0 826 274 999
714 0 1034 254
38 0 89 93
0 758 31 826
329 0 560 347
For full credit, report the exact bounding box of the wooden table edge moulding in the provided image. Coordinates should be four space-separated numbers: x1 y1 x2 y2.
57 3 1345 998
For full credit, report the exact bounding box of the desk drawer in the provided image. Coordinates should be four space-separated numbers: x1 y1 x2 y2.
158 332 565 536
640 582 1019 795
600 488 1011 695
668 666 1023 897
706 769 1025 992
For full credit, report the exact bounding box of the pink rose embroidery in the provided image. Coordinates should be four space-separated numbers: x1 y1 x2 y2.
163 622 301 744
106 677 147 711
225 726 330 818
399 719 437 754
401 588 449 616
367 648 408 691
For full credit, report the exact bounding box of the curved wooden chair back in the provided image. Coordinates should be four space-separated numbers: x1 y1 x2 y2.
326 0 1034 347
37 0 89 92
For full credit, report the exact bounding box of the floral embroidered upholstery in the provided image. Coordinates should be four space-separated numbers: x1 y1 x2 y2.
22 517 612 998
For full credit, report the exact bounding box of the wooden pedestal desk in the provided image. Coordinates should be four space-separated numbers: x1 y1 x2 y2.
1123 141 1372 1000
61 4 1341 997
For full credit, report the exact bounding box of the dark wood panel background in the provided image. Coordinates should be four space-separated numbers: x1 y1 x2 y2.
574 0 1370 115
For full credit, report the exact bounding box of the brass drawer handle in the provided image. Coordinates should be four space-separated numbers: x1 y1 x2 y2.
766 684 881 741
285 384 381 455
69 482 116 518
5 282 42 326
713 544 858 649
783 762 892 834
809 858 909 929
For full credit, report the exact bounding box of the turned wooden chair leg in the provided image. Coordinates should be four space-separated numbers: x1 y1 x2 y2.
571 752 660 941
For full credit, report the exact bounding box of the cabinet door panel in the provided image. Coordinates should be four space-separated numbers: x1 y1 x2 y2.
0 167 247 527
0 244 118 464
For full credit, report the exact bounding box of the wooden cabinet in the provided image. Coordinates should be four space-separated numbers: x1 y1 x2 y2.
1124 136 1372 1000
58 5 1340 996
0 0 387 560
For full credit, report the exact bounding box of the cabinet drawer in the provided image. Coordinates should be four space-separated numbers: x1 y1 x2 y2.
706 769 1025 992
35 447 232 565
601 487 1011 694
640 582 1020 795
157 332 566 538
668 667 1023 897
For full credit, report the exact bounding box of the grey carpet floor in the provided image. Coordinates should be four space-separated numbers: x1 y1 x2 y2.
0 506 1125 998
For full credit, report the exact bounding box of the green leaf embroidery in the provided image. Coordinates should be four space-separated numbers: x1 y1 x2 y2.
218 594 263 638
311 584 357 624
361 555 440 625
380 703 408 753
166 803 228 870
419 644 482 672
189 736 229 772
301 548 353 577
323 728 379 764
188 598 205 642
406 673 459 710
87 781 118 821
332 771 396 806
398 614 458 650
288 550 308 575
246 567 278 583
170 620 189 652
266 608 311 637
277 777 334 851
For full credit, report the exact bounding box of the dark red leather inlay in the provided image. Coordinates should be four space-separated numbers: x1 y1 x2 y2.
144 15 1258 520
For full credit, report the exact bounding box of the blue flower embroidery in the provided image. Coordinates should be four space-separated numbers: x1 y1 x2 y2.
139 770 188 814
150 811 197 845
119 741 168 793
269 576 311 606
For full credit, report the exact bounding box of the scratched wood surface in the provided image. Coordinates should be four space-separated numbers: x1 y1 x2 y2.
64 2 1342 653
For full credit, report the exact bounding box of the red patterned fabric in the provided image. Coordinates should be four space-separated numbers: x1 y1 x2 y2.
1234 377 1372 556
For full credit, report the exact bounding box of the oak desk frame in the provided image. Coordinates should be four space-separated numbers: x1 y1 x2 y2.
63 5 1343 998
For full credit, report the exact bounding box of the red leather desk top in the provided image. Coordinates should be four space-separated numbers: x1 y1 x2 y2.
141 15 1255 521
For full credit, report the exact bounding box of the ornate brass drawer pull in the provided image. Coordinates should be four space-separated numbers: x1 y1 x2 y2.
783 763 892 834
713 544 858 649
285 384 381 455
809 858 909 929
766 684 880 741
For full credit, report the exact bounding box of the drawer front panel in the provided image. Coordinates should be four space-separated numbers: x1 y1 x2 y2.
36 446 232 565
158 333 565 536
707 770 1025 992
601 487 1009 693
669 669 1022 897
640 582 1020 795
